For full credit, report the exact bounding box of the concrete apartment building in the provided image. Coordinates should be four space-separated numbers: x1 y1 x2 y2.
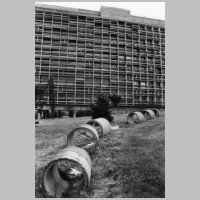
35 3 165 117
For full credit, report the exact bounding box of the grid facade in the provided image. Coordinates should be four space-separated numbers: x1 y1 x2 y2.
35 4 165 108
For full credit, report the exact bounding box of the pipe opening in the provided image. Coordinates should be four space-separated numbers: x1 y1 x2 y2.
67 124 99 152
87 121 103 137
43 159 87 197
42 147 91 198
150 108 160 117
127 112 144 124
87 118 111 137
141 109 155 120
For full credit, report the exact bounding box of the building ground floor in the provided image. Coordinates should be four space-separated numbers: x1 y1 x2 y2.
35 104 165 120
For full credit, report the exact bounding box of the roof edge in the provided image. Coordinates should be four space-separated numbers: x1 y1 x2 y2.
35 3 165 27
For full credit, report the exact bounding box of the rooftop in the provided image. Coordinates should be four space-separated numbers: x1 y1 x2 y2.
35 3 165 27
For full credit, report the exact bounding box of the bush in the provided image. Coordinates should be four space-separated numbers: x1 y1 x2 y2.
90 93 113 122
109 94 122 107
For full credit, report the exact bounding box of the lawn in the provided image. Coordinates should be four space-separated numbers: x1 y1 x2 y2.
35 111 165 198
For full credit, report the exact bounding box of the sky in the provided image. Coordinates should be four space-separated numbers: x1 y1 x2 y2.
37 2 165 20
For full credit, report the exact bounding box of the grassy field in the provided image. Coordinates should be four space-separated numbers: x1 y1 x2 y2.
35 112 165 198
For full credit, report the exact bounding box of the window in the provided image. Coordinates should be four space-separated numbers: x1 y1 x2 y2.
134 81 139 86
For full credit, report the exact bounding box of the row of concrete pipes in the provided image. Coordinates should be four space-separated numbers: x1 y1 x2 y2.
127 108 160 124
41 109 160 197
42 118 111 197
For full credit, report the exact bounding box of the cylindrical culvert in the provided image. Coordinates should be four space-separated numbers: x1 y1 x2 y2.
127 112 145 124
42 146 92 198
150 108 160 117
66 124 99 152
141 109 155 120
87 118 111 137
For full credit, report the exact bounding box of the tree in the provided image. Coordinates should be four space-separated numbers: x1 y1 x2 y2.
48 76 56 118
35 84 46 112
109 94 122 115
90 93 113 122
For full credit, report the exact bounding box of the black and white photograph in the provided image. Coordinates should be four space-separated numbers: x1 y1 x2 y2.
35 2 165 198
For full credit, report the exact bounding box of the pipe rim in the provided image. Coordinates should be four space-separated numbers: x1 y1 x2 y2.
150 108 160 116
127 111 144 124
87 118 111 137
67 125 99 151
42 147 91 197
42 158 90 197
142 109 155 119
87 120 103 137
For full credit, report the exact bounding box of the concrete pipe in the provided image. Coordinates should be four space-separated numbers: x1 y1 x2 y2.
150 108 160 117
127 112 145 124
66 124 99 153
42 146 92 198
87 118 111 138
141 109 155 120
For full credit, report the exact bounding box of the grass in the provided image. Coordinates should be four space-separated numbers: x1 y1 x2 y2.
35 111 165 198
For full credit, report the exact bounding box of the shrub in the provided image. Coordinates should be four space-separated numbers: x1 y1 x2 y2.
109 94 122 107
90 93 113 122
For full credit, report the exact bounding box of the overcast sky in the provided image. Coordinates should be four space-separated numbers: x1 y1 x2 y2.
37 2 165 20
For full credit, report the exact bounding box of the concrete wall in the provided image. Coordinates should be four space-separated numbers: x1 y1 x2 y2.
100 6 164 27
100 6 130 18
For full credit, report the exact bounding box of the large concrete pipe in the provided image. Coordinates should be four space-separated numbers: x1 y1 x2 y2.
150 108 160 117
87 118 111 138
66 124 99 153
141 109 155 120
127 112 145 124
42 146 92 198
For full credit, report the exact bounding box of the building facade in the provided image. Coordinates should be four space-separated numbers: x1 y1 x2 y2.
35 4 165 115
